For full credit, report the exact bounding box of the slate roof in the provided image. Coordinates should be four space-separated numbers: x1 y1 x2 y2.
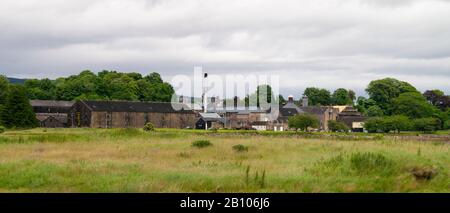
31 100 75 113
80 101 195 113
299 106 329 115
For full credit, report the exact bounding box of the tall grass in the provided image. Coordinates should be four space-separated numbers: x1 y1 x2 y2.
0 128 447 192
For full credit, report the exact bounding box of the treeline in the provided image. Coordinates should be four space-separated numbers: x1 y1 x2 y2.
23 70 174 102
289 78 449 132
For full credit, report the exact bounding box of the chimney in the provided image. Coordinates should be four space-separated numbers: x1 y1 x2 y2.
233 96 238 110
302 95 309 107
288 95 294 103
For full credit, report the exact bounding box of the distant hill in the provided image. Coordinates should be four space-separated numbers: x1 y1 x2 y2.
7 77 27 84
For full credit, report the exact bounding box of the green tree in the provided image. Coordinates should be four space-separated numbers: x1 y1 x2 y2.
384 115 412 133
366 78 418 114
288 114 320 132
328 120 349 132
348 90 356 104
391 92 438 119
364 117 387 133
0 75 8 105
413 118 439 133
332 88 352 105
303 87 331 106
24 78 56 100
366 105 384 117
0 85 38 128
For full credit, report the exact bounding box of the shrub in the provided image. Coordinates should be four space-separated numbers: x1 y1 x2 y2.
192 140 212 148
0 126 5 134
410 166 438 181
143 122 155 132
328 120 349 132
349 152 394 174
413 118 439 133
383 115 413 133
232 144 249 152
364 117 386 133
288 114 320 132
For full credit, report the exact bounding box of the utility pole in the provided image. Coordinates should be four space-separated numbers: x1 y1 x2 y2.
203 72 208 130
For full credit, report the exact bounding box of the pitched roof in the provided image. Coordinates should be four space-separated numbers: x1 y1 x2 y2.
30 100 75 108
80 100 195 113
299 106 329 115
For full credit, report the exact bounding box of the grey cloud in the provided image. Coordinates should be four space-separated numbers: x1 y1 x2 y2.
1 0 450 96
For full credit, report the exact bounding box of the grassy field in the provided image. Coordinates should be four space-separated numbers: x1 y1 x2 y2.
0 128 448 192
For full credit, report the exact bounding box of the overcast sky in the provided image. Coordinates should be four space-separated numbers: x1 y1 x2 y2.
1 0 450 97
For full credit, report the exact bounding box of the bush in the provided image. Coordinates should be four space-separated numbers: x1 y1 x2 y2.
0 126 5 134
364 117 386 133
364 116 412 133
192 140 212 148
288 114 320 132
232 144 249 152
350 152 394 174
413 118 439 133
328 120 349 132
410 166 438 181
143 122 155 132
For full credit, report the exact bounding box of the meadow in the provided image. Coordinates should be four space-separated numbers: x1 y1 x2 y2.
0 128 448 192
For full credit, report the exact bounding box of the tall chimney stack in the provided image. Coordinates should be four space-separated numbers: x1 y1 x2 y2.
302 95 309 107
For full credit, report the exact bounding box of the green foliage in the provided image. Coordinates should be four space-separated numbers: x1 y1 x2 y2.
288 114 320 131
0 126 5 134
0 75 10 105
332 88 353 105
391 92 438 119
232 144 249 152
192 140 212 148
366 78 418 114
328 120 349 132
384 115 413 133
143 122 155 132
366 105 384 117
0 85 38 128
22 70 174 102
414 118 439 133
364 117 387 133
349 152 394 174
364 116 412 133
303 87 331 106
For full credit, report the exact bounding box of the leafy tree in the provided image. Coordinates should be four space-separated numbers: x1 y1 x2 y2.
384 115 413 133
55 70 100 101
332 88 353 105
348 90 356 104
366 105 384 117
328 120 349 132
424 90 449 111
364 117 387 133
288 114 320 131
391 92 438 119
356 96 377 115
24 78 56 100
303 87 331 106
366 78 418 114
0 85 38 128
414 118 439 133
0 75 8 105
423 90 444 105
